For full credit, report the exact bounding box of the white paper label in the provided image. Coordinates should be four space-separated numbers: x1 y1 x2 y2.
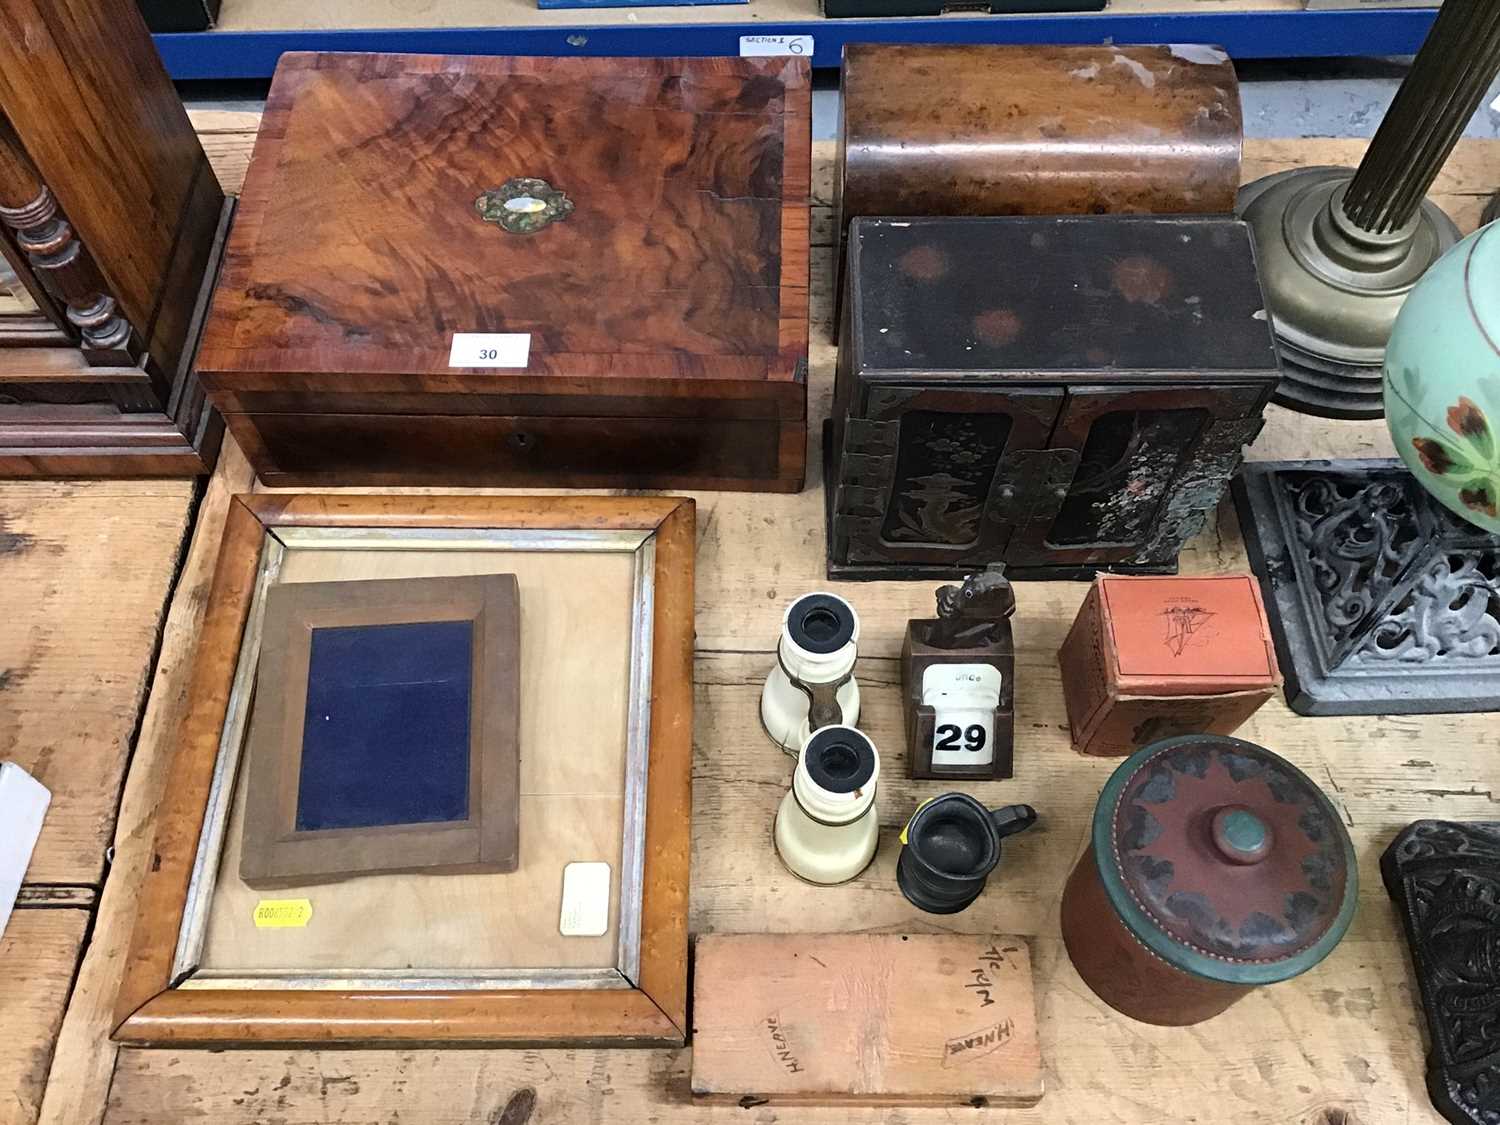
447 332 531 368
739 34 813 58
0 763 50 940
923 664 1002 769
560 861 611 937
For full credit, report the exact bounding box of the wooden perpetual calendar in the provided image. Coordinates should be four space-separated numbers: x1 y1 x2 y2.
901 573 1017 780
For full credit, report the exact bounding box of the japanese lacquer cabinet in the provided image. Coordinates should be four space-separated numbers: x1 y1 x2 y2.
828 215 1280 579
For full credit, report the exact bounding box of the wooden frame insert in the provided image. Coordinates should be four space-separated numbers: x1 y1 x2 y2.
239 573 520 887
112 493 694 1046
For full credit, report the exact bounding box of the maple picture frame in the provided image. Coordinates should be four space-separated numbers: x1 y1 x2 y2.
112 492 694 1047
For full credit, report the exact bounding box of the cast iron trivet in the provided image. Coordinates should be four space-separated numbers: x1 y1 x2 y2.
1233 459 1500 715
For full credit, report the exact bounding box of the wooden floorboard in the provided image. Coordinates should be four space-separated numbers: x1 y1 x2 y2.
0 477 192 1125
32 443 256 1125
28 118 1500 1125
0 910 89 1125
0 480 194 885
15 888 98 910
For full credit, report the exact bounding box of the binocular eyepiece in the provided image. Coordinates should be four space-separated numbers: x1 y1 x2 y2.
761 592 862 754
773 725 881 886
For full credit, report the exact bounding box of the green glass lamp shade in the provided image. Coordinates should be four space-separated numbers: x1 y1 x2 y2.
1385 222 1500 532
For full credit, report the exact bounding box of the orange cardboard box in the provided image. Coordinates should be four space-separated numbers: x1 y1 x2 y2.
1058 575 1282 757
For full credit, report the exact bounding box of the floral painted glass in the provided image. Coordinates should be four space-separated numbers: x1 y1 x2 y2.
1385 222 1500 532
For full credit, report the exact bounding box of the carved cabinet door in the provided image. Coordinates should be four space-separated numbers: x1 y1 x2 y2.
1003 383 1266 568
831 384 1064 569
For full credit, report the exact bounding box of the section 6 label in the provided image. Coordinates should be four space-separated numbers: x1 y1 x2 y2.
739 35 813 58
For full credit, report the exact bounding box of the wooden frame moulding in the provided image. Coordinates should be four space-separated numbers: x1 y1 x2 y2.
112 492 695 1046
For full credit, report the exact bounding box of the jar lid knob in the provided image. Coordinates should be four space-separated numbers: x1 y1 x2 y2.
1211 805 1272 865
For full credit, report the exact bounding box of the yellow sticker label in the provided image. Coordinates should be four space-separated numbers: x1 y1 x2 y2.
253 898 313 928
899 798 937 847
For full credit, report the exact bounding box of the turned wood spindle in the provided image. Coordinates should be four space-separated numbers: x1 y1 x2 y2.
0 115 136 365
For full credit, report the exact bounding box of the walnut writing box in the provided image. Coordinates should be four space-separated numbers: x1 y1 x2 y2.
197 53 811 492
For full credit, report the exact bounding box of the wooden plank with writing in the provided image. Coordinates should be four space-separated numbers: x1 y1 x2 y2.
690 933 1042 1107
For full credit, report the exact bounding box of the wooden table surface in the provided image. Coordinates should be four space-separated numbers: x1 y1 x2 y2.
0 478 194 1125
6 120 1498 1125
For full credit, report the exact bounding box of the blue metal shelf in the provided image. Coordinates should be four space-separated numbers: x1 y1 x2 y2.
155 7 1440 80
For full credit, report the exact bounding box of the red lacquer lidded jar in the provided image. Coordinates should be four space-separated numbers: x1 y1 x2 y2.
1061 734 1358 1026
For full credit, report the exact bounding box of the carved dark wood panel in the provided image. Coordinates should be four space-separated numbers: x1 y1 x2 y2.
1007 383 1264 568
831 379 1268 578
1383 821 1500 1125
829 384 1063 569
880 410 1013 546
1047 409 1209 546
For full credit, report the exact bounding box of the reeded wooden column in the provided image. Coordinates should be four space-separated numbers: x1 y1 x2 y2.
0 115 136 364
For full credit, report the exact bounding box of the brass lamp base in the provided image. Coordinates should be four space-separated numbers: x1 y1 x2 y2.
1236 166 1461 420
